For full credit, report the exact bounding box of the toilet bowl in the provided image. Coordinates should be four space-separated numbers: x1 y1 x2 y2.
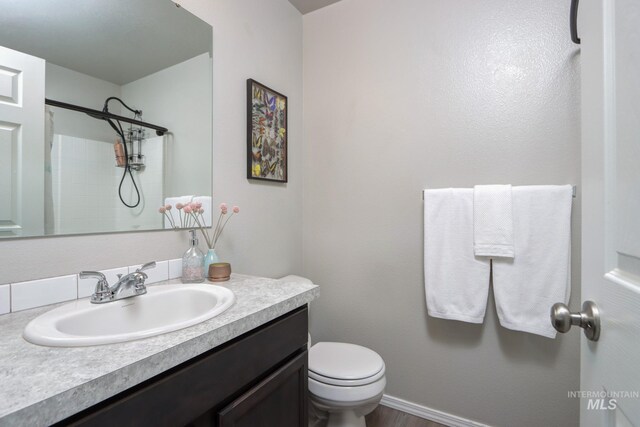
277 276 386 427
308 342 386 427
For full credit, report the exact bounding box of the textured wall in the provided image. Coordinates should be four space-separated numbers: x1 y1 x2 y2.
302 0 581 425
0 0 303 284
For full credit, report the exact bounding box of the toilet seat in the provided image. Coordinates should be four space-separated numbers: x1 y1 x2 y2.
308 375 387 405
309 364 385 387
309 341 386 387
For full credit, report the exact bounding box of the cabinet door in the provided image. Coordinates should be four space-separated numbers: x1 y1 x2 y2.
218 351 308 427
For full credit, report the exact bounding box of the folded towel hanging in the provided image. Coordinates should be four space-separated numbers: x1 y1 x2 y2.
492 185 573 338
424 189 491 323
473 185 515 258
421 185 576 199
423 185 574 336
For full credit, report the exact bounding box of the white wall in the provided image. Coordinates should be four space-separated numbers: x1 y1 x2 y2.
122 53 211 199
45 63 121 142
46 63 167 236
0 0 303 284
302 1 581 426
51 135 164 234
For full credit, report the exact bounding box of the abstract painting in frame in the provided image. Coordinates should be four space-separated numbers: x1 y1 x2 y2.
247 79 288 182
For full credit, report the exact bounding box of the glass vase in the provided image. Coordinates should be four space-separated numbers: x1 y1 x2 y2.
204 248 220 279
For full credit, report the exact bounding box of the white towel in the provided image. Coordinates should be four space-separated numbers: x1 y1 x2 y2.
192 196 212 227
492 185 573 338
424 189 491 323
473 185 514 258
164 195 194 228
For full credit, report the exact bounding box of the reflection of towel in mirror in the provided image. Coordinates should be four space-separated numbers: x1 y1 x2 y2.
44 107 55 235
164 196 194 228
192 196 212 227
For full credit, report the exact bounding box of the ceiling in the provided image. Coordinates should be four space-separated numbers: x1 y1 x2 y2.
0 0 211 85
288 0 344 14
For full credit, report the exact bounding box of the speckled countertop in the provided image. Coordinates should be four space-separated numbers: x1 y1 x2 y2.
0 274 318 427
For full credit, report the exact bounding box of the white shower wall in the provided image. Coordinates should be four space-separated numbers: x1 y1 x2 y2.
51 135 164 234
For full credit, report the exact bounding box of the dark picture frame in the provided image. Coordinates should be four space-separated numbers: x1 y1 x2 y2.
246 79 288 183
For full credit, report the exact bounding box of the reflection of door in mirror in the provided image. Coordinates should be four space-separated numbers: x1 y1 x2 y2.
0 46 45 238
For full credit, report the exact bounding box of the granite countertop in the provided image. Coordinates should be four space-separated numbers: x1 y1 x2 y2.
0 274 319 427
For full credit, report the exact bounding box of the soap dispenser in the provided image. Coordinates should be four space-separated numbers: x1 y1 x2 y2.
182 229 205 283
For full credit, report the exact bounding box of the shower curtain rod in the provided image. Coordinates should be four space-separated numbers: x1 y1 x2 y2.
45 98 168 136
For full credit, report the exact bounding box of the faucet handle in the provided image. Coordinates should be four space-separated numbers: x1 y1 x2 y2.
80 271 110 296
80 271 106 281
137 262 156 273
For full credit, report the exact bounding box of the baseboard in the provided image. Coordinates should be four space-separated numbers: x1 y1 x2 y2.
379 394 491 427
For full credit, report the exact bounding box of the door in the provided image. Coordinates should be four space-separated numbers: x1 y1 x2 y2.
0 45 45 237
580 0 640 425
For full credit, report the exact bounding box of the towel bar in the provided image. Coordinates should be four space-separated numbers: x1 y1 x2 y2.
421 185 577 200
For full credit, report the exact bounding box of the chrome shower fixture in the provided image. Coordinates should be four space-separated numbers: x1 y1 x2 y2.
125 114 146 171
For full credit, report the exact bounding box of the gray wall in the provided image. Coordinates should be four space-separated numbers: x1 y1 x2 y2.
0 0 303 284
302 0 581 426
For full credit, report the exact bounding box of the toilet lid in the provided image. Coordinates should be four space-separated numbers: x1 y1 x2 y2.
309 342 385 386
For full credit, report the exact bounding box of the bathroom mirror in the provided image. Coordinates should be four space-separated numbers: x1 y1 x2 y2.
0 0 212 238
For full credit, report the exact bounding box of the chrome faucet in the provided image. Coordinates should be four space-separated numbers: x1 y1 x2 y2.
80 262 156 304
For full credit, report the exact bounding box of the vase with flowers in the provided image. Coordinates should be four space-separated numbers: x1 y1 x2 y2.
159 201 240 280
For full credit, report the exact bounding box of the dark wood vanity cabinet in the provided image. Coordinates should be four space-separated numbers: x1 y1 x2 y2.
60 306 309 427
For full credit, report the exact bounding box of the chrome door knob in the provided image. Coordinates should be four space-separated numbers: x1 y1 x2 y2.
550 301 600 341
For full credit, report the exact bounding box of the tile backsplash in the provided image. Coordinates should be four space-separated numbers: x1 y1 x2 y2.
0 285 9 315
11 275 78 312
1 259 182 315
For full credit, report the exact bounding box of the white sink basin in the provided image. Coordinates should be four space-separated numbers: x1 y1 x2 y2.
23 283 235 347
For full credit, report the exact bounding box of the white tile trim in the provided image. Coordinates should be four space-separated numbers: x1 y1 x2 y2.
11 275 78 312
1 259 181 315
380 394 492 427
0 284 10 315
168 258 182 280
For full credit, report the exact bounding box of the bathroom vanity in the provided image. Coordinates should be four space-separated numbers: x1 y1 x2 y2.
0 275 318 427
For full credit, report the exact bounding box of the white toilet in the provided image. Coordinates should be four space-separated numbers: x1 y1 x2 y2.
278 276 386 427
308 341 386 427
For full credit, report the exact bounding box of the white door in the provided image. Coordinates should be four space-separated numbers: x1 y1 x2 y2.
0 45 45 237
579 0 640 425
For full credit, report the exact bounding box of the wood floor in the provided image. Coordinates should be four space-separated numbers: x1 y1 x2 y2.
365 405 447 427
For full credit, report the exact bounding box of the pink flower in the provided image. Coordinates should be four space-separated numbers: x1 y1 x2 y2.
183 205 193 214
176 203 184 210
165 204 172 211
221 206 228 215
233 206 240 214
194 202 203 209
219 203 227 211
158 207 166 213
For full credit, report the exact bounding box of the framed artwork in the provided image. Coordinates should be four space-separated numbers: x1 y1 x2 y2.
247 79 288 182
